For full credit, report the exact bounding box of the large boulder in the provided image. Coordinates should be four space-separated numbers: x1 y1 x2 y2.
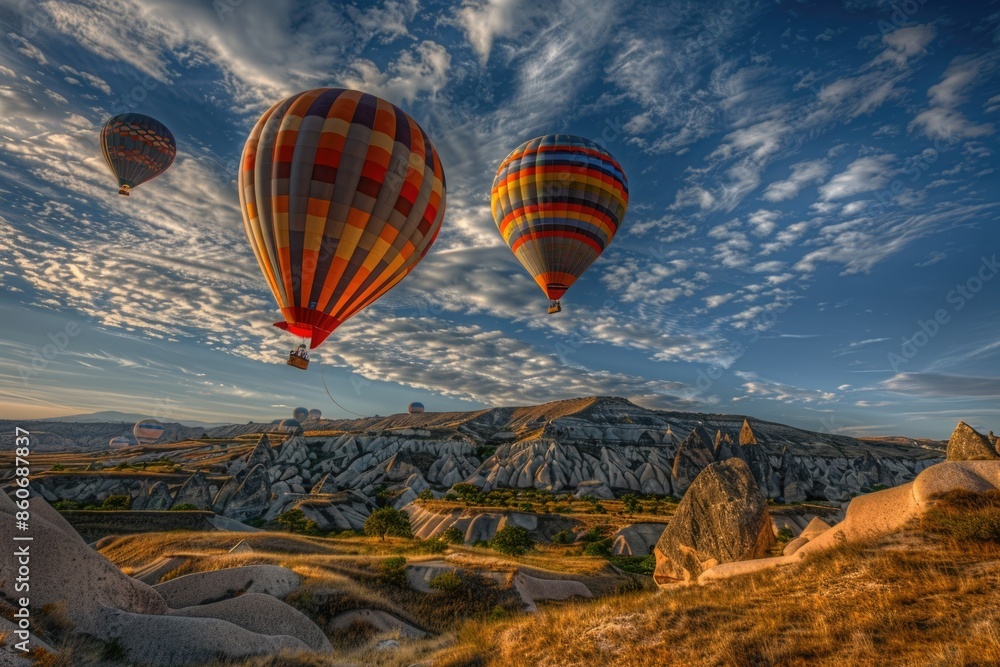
168 593 332 652
0 493 168 635
611 523 668 556
153 565 301 609
671 425 716 495
654 458 775 584
946 421 999 461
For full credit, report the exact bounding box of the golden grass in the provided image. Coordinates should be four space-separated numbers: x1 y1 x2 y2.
428 531 1000 666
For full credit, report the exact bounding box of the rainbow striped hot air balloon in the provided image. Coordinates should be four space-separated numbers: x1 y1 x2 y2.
491 135 628 313
100 113 176 196
239 88 447 352
109 435 131 449
133 419 164 445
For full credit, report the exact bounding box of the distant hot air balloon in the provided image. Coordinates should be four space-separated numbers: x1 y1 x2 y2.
307 409 322 421
133 419 164 445
491 135 628 313
292 407 309 421
109 435 131 449
408 402 425 414
100 113 176 196
275 419 302 433
239 88 447 363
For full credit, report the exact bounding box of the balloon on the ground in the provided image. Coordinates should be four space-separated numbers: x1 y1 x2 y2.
100 113 176 196
239 88 447 349
491 135 628 309
408 402 425 414
292 407 309 421
307 409 322 421
108 435 131 449
133 419 165 445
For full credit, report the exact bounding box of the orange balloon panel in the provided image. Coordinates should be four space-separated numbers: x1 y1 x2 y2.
239 88 447 348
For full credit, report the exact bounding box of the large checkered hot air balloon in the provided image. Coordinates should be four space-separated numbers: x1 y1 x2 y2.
239 88 447 365
491 135 628 314
100 113 176 196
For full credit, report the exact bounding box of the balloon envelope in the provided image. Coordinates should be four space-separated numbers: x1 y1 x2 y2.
275 419 302 433
408 402 425 414
133 419 164 445
100 113 176 195
109 435 131 449
239 88 447 349
491 135 628 303
307 409 322 421
292 407 309 421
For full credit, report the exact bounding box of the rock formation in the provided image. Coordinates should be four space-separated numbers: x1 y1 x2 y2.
671 425 716 495
172 471 212 510
0 493 331 666
654 458 775 584
739 418 758 445
946 421 1000 461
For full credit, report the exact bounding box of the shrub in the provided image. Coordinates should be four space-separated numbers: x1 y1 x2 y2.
580 527 606 543
610 553 656 575
49 464 65 471
429 571 465 594
589 502 607 515
583 538 613 558
518 502 533 512
472 539 490 548
378 556 408 587
441 527 465 544
621 494 641 515
170 503 198 511
52 500 82 511
420 537 448 554
550 529 575 545
776 527 795 543
101 494 131 511
490 525 534 556
418 489 434 501
364 507 413 541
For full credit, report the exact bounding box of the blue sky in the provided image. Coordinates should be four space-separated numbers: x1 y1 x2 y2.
0 0 998 439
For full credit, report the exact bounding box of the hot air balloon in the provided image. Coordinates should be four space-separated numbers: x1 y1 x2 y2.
275 419 302 434
100 113 176 196
307 409 322 421
408 402 425 414
109 435 131 449
133 419 164 445
292 407 309 421
491 135 628 313
239 88 447 369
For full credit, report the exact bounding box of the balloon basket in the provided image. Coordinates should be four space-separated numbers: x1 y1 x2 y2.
287 354 310 370
118 185 130 196
547 301 562 314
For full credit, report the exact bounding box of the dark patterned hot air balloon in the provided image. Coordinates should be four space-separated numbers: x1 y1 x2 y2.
133 419 164 445
239 88 447 352
100 113 176 196
491 135 628 313
408 402 424 414
292 407 309 421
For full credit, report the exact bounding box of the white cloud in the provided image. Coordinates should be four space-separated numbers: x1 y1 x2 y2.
455 0 534 64
910 55 997 141
763 159 829 202
735 371 836 403
819 154 896 201
343 40 452 104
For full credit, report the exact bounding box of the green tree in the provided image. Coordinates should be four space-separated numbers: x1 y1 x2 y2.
364 507 413 541
441 527 465 544
621 494 641 516
418 488 434 501
489 525 534 556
